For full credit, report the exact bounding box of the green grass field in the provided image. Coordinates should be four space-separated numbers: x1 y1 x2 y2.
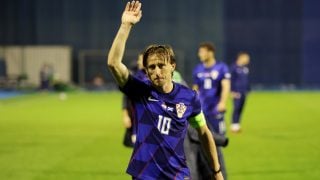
0 91 319 180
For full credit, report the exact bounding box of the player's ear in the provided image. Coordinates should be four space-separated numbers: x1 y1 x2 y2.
209 51 213 57
170 63 176 76
171 63 176 71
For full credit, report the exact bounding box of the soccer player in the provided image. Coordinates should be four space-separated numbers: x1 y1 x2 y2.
122 50 185 148
107 1 223 180
192 42 231 179
230 52 250 133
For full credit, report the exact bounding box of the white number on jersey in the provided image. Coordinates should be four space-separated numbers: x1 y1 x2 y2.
157 115 172 135
204 78 212 89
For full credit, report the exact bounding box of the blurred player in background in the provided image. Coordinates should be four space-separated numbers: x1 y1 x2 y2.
108 1 223 179
122 53 145 147
39 63 54 90
193 42 230 179
230 52 250 133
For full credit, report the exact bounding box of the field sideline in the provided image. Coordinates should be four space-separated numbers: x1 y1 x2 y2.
0 91 319 180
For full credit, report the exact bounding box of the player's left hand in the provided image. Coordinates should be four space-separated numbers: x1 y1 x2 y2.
231 91 241 99
217 102 226 112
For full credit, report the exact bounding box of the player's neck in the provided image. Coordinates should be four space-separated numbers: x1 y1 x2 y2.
204 57 216 68
155 82 174 94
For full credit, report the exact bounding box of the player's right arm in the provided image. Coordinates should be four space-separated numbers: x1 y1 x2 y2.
217 65 231 112
107 1 142 87
192 67 199 91
230 65 240 98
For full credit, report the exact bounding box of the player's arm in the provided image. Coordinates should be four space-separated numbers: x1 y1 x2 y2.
107 1 142 87
217 79 230 111
192 74 199 92
192 68 199 91
230 66 240 98
189 113 224 180
218 65 231 111
122 96 132 128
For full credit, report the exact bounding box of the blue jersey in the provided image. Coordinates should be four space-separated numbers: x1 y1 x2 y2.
230 64 250 93
134 69 148 81
120 75 202 179
122 69 148 135
192 62 231 115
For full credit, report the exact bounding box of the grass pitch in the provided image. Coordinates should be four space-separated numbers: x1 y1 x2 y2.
0 91 319 180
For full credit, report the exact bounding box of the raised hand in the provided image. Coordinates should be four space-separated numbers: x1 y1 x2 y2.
122 1 142 25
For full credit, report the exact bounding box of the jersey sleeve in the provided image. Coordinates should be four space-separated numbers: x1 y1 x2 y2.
188 91 206 128
222 64 231 80
119 74 151 98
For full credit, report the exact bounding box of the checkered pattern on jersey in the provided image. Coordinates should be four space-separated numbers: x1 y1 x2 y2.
120 75 201 179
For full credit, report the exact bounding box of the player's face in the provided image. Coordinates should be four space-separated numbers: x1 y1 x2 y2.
145 54 175 87
198 48 213 62
238 54 250 66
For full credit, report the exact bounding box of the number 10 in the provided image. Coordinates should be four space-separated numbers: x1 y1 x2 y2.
157 115 171 135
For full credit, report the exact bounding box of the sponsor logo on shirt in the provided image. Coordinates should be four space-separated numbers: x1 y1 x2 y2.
161 103 174 112
148 96 159 102
197 70 220 80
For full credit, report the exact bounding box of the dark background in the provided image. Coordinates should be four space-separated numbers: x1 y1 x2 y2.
1 0 320 87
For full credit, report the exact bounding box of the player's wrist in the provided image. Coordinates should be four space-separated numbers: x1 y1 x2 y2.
212 165 221 174
121 22 134 28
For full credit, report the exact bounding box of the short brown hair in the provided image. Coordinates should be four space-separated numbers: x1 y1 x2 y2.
237 51 249 58
199 42 216 52
142 45 176 67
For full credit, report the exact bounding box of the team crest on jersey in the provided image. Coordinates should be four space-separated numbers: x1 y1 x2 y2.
176 102 187 118
211 70 219 79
